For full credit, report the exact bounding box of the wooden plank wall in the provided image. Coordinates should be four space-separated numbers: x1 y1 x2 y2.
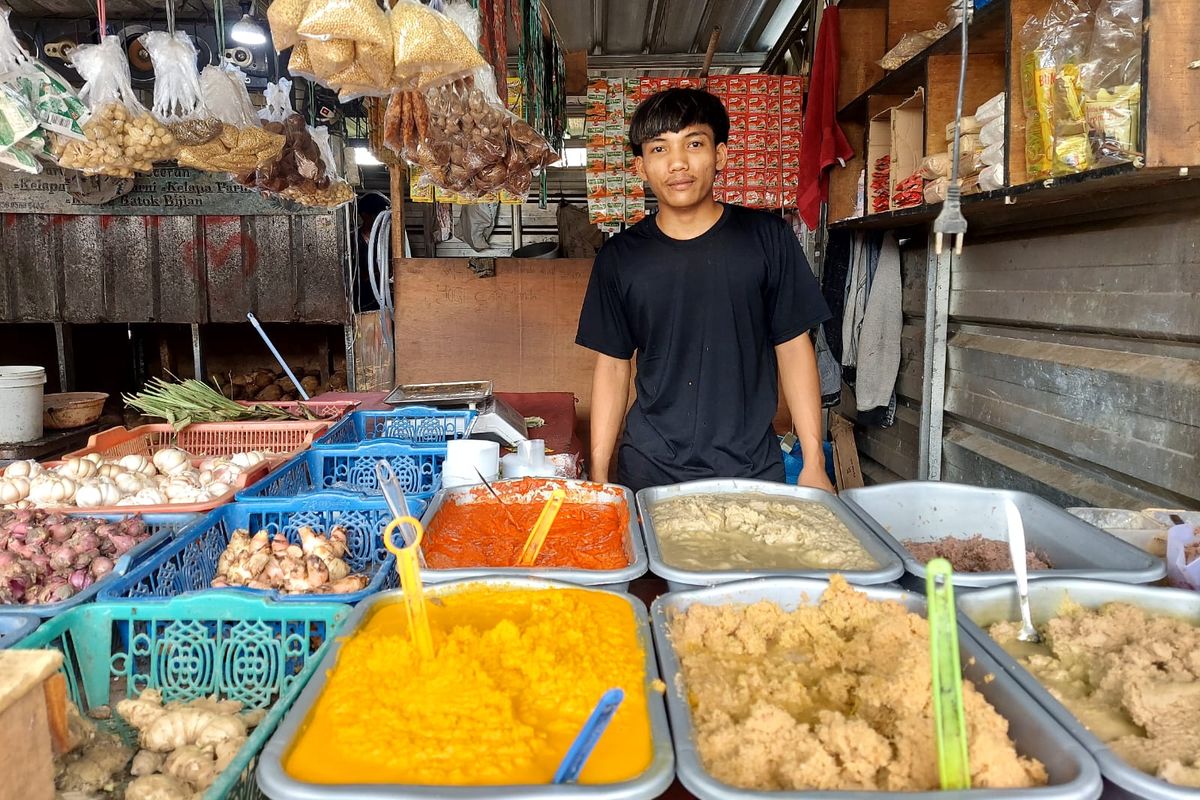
945 211 1200 506
0 211 351 324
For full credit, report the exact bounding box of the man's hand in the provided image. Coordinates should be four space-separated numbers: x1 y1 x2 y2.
798 461 836 493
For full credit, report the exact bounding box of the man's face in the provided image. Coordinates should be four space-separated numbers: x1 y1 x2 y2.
635 124 727 211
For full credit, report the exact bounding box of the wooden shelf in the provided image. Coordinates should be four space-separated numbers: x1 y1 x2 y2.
837 0 1008 120
827 165 1200 235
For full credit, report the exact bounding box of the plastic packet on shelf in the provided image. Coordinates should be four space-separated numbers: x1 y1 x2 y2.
55 36 176 177
298 0 390 45
979 115 1005 147
978 163 1004 191
877 24 947 71
980 141 1005 167
1085 82 1140 166
142 30 221 146
974 91 1006 125
0 7 88 141
920 150 980 180
1019 16 1055 178
944 115 980 141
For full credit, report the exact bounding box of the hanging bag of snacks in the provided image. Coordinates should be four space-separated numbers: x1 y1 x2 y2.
390 0 485 91
56 35 176 176
142 29 221 146
178 63 284 174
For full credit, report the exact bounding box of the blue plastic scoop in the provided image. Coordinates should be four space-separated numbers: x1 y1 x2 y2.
552 688 625 784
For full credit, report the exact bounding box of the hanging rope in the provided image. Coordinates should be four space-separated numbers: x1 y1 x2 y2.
165 0 175 35
96 0 107 39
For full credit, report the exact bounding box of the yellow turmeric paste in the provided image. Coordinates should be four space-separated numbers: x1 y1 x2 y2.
284 586 655 785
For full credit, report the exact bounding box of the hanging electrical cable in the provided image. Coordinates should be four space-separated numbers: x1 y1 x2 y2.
933 0 972 255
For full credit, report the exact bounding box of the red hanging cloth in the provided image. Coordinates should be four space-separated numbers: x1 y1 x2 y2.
796 5 854 229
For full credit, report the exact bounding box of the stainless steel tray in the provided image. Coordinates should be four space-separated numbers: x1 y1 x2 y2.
956 579 1200 800
636 480 904 590
650 578 1102 800
418 480 648 591
257 577 676 800
840 482 1166 590
384 380 493 406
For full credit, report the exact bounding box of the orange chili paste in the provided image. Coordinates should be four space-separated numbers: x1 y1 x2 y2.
423 478 630 570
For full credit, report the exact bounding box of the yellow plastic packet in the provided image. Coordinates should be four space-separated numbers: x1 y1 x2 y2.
357 39 394 87
1085 83 1141 165
297 0 390 46
1052 133 1090 175
267 0 309 52
390 0 485 89
287 41 317 81
307 38 355 79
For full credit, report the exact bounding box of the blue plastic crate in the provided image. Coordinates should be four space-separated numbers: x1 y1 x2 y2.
315 406 476 447
2 512 197 618
0 613 37 648
236 442 447 502
99 495 426 604
781 439 837 486
16 593 350 800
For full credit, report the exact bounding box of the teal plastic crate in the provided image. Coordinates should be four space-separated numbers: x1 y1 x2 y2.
16 594 350 800
315 407 476 447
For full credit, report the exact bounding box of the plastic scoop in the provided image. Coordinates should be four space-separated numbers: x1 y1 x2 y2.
516 488 567 567
1005 501 1041 644
926 557 971 791
553 688 625 784
376 460 425 568
383 515 434 659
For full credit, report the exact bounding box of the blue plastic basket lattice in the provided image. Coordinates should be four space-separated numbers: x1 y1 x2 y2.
236 442 447 502
100 496 426 604
16 594 350 800
315 406 476 447
2 512 197 618
0 613 38 648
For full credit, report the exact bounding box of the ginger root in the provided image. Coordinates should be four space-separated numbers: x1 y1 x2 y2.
131 748 166 776
117 688 167 729
212 525 365 594
163 743 219 790
125 773 194 800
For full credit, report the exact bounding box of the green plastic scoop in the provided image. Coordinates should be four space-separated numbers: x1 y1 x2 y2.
926 557 971 790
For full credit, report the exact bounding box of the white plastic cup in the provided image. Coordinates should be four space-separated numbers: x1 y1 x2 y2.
441 439 501 488
0 365 46 444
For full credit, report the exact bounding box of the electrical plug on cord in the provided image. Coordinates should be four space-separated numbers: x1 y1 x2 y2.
935 0 973 256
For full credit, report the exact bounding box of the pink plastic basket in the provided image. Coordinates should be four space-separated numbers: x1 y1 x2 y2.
63 421 331 464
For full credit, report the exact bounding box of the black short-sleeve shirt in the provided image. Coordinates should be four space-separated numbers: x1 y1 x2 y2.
575 204 831 492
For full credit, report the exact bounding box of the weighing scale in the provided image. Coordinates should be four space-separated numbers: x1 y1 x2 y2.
384 381 529 447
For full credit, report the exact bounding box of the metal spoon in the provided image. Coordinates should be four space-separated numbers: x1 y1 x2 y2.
376 460 425 568
473 466 524 535
1005 501 1041 644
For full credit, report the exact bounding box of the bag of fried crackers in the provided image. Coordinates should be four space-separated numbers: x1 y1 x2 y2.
177 63 284 174
55 36 176 177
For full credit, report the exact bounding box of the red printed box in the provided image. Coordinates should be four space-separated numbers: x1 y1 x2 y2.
765 151 782 170
747 94 769 113
725 94 748 114
783 170 801 186
748 76 776 94
746 169 769 187
782 188 798 207
782 94 803 114
724 187 746 203
723 149 747 170
781 76 804 94
746 131 768 150
765 190 782 206
747 114 773 133
782 150 800 170
745 151 768 169
782 113 803 129
745 188 767 206
782 132 802 150
727 76 749 93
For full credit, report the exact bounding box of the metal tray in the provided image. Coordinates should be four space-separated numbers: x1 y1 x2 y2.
256 577 676 800
839 482 1166 590
418 480 648 591
650 578 1102 800
636 480 904 591
384 380 493 407
956 579 1200 800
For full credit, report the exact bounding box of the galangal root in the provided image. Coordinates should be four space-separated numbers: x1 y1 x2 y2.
211 525 370 594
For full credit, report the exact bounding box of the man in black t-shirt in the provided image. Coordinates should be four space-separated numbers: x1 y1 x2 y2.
575 88 834 493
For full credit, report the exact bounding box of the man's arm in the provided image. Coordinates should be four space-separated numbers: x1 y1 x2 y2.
776 333 835 492
589 352 631 484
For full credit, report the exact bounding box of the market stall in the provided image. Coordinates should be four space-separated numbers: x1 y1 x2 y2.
2 0 1200 798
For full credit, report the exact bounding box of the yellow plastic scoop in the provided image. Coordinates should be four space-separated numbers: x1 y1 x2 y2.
516 488 567 567
383 515 434 659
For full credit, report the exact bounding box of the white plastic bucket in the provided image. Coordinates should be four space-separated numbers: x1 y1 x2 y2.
0 365 47 443
441 439 500 488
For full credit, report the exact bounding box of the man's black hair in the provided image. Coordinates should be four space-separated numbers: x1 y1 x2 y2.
628 88 729 158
